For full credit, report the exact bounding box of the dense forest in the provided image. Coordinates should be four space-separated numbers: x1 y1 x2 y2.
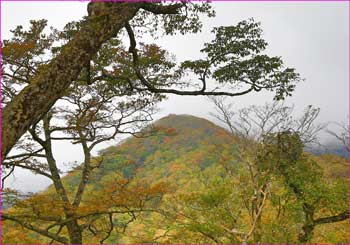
1 1 349 244
2 114 349 243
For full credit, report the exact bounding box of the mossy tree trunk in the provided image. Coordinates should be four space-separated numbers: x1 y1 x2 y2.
2 2 141 159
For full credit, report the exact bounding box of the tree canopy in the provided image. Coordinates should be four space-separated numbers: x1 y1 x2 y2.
2 1 300 159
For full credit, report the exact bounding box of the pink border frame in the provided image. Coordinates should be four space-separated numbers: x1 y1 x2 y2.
0 0 349 244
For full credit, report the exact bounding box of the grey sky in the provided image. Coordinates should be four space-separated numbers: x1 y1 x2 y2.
2 1 349 192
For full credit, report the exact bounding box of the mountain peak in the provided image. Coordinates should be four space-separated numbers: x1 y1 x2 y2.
100 114 232 168
155 114 224 134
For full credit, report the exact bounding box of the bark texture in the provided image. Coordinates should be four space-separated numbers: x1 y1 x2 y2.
2 2 141 159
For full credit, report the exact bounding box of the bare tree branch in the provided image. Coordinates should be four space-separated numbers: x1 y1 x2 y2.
3 214 69 244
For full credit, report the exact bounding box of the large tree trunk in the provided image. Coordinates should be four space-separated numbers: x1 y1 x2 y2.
66 219 83 244
2 2 141 159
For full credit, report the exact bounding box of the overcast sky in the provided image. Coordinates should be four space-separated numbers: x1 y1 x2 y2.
2 1 349 192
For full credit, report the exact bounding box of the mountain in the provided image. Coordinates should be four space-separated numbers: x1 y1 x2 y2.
3 115 235 242
3 115 349 244
101 114 232 172
306 141 348 158
60 114 234 192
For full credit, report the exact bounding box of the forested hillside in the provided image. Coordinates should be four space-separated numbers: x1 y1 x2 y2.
3 115 349 244
2 1 348 244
